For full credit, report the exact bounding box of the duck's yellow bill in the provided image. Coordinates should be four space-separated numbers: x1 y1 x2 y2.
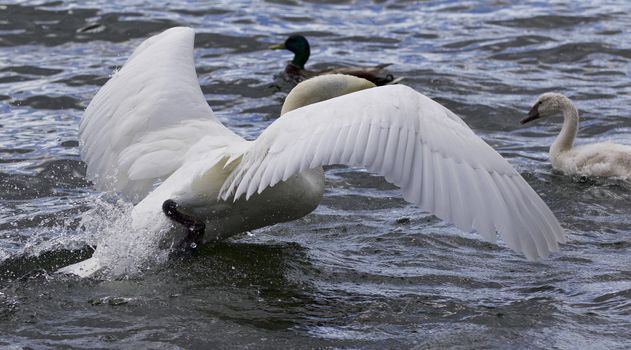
269 43 286 50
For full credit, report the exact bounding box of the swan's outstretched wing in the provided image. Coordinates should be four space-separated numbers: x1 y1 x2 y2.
220 85 565 260
80 27 242 201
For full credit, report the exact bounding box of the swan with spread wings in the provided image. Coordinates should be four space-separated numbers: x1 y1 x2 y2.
58 27 565 277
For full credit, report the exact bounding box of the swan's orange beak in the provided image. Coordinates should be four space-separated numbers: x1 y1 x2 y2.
521 105 541 124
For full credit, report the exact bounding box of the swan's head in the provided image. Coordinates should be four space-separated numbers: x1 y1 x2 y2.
521 92 573 124
280 74 376 115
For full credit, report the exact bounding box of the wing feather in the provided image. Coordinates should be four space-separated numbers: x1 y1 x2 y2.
418 143 435 212
492 172 536 257
392 127 409 185
373 123 390 173
330 124 350 164
79 27 242 201
219 85 564 259
381 126 400 179
445 158 469 230
401 128 417 191
475 169 512 244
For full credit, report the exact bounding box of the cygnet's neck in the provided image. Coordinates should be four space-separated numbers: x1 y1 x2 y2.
550 98 579 157
280 74 376 115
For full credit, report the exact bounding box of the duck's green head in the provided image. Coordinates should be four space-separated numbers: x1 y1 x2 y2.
270 35 310 69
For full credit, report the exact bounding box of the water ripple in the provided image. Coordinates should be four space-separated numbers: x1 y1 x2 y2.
0 0 630 348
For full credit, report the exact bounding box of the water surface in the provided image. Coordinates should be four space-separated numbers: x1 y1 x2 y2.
1 1 630 348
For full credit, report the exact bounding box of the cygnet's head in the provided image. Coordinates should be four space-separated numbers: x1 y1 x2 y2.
521 92 573 124
280 74 376 115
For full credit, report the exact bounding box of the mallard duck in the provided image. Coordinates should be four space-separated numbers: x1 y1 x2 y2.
522 93 631 179
57 27 564 277
270 34 401 86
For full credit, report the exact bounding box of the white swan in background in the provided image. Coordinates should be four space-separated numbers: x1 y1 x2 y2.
57 27 565 278
522 93 631 179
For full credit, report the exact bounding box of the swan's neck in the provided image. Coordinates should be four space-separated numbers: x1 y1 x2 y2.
550 102 579 157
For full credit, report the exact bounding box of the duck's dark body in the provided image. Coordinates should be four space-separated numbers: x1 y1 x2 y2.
271 35 400 86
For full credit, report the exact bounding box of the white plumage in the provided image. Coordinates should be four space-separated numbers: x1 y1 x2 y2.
522 92 631 179
58 27 565 277
79 27 243 203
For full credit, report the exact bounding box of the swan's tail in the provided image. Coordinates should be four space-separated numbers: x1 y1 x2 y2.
56 257 101 278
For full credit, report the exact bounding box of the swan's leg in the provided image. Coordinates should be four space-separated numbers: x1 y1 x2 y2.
162 199 205 246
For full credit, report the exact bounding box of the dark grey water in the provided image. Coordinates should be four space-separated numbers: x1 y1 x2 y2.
1 0 630 348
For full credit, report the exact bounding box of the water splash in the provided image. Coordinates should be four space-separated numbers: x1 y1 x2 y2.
85 203 175 278
1 194 180 279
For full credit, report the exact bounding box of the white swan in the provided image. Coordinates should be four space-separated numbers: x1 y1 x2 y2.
522 92 631 179
57 27 565 278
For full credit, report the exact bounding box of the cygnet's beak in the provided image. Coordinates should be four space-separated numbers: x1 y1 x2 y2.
269 43 286 50
521 105 541 124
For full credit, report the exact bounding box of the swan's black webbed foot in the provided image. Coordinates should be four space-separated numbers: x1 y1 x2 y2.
162 199 205 247
578 175 596 184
